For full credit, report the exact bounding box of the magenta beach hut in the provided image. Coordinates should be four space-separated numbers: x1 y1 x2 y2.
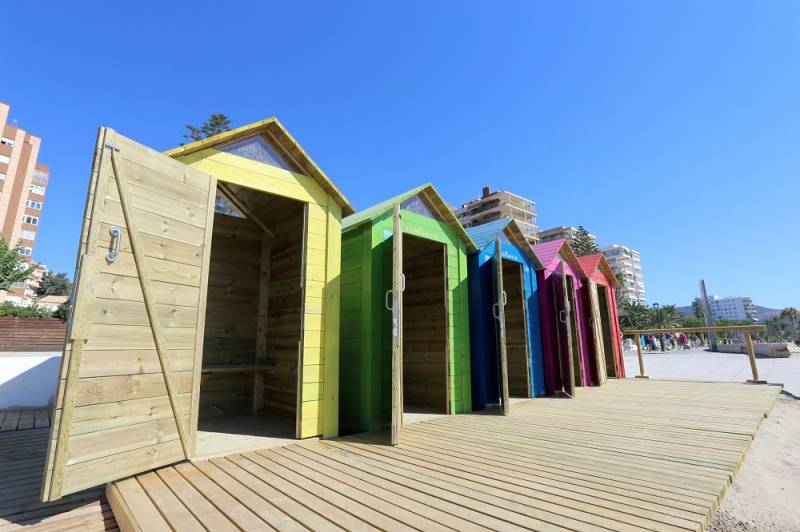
531 239 594 396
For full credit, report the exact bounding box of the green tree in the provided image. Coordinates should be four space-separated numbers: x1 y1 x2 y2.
653 304 682 328
0 239 35 291
691 299 705 320
619 300 650 329
569 226 600 256
184 113 232 142
35 271 72 297
779 307 799 341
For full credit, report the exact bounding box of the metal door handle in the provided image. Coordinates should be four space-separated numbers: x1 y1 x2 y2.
502 290 507 306
492 303 501 319
401 274 406 292
559 310 566 324
385 290 393 311
106 226 122 263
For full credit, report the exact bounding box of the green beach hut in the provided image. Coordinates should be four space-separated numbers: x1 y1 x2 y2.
339 184 477 443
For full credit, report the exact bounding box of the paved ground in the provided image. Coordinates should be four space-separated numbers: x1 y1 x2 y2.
623 348 800 396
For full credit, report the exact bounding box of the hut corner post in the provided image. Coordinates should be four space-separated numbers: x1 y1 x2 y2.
634 335 649 379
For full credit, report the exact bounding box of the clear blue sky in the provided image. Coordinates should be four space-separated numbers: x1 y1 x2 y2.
3 1 798 309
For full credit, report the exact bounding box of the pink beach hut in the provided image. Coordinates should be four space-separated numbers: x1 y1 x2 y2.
531 240 594 396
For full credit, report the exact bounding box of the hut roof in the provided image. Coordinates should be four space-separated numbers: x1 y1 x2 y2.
466 218 542 268
577 253 620 288
342 183 477 252
164 117 355 216
531 239 587 277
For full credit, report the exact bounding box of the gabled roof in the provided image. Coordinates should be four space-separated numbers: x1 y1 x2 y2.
342 183 477 252
531 239 586 277
165 117 355 216
466 218 541 268
577 253 620 288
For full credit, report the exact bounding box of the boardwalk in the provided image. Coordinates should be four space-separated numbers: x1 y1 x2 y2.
109 379 780 531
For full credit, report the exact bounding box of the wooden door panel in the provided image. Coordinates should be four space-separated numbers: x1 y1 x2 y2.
41 128 216 501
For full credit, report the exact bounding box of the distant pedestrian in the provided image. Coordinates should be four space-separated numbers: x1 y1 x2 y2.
678 333 689 350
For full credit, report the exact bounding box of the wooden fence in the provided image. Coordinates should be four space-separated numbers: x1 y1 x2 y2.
0 317 67 352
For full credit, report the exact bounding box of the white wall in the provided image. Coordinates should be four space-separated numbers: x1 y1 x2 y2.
0 352 61 409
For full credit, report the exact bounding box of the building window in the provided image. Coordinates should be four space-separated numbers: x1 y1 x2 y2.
26 199 43 209
0 173 5 181
20 229 36 240
18 246 33 257
0 137 13 148
22 214 39 225
0 154 9 165
30 184 46 195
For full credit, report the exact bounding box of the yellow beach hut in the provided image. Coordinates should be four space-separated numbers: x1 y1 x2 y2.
41 118 353 501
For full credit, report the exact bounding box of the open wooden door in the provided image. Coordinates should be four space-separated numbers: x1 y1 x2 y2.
552 264 576 396
390 205 403 445
41 128 216 501
493 239 510 415
588 281 608 384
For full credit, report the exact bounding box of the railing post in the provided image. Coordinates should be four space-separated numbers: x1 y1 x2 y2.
634 335 649 379
744 331 765 384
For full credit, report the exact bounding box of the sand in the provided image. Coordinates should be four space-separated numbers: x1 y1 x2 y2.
709 393 800 531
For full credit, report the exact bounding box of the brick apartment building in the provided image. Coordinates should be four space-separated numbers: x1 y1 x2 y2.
0 102 50 304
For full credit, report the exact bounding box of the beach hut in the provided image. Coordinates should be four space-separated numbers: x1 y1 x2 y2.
465 218 545 413
339 184 476 443
577 253 626 382
531 239 593 396
40 119 353 501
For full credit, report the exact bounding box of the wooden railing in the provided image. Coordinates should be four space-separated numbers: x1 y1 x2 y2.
622 325 767 383
0 317 67 352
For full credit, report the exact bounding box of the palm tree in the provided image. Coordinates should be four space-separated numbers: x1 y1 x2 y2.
779 307 799 342
619 300 650 329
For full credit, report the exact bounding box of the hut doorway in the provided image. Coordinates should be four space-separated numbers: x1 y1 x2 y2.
596 285 619 378
194 182 306 459
400 233 449 422
502 259 531 398
552 266 582 396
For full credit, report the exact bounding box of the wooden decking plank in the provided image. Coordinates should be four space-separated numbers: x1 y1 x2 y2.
208 456 342 531
352 431 709 524
136 471 203 532
106 478 170 531
16 411 35 431
156 466 238 531
191 459 300 532
173 462 271 531
327 439 691 532
271 446 456 532
245 450 410 531
0 411 21 432
227 453 375 531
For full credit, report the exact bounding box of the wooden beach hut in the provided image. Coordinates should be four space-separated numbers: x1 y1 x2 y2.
338 184 476 443
465 218 546 413
40 118 353 501
577 253 626 382
531 239 593 396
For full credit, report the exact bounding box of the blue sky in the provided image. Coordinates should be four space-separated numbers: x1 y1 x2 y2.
2 1 798 308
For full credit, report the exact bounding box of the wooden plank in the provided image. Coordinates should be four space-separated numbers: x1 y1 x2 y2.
155 467 237 531
253 234 272 414
136 471 202 531
0 411 20 431
391 204 403 445
107 478 170 531
495 238 510 414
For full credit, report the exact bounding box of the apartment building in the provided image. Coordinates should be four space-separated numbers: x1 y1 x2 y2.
0 102 50 304
537 225 597 244
601 244 646 305
456 186 539 244
700 295 757 322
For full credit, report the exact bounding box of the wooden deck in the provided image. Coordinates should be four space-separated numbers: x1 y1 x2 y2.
0 426 113 531
108 379 780 531
0 409 51 432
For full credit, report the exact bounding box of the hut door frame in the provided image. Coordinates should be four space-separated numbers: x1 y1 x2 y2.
554 264 577 396
588 281 608 384
493 239 510 415
390 204 404 445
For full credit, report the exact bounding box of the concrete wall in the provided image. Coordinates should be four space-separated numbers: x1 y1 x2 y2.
0 352 60 409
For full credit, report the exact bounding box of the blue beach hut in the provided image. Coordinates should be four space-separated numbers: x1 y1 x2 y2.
466 218 545 412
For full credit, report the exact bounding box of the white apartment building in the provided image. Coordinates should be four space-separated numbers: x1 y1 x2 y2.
456 186 539 244
538 226 597 244
702 295 757 322
601 244 646 305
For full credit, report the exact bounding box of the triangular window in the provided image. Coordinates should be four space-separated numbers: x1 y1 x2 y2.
400 194 436 219
219 134 296 171
214 191 246 218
